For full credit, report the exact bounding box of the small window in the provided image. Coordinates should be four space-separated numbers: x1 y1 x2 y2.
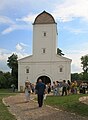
26 68 29 73
42 48 46 53
58 66 63 73
44 32 46 36
25 66 30 73
60 68 63 72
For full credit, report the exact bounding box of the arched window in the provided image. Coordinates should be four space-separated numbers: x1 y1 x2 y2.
25 66 30 73
26 68 29 73
60 67 63 72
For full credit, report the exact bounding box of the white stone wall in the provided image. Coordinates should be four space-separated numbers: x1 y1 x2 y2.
18 59 71 91
33 24 57 61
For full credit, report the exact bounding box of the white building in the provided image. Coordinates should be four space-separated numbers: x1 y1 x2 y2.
18 11 72 91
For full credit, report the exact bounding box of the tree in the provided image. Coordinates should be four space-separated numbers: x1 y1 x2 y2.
71 73 80 81
82 73 88 81
4 72 12 88
0 71 12 88
81 55 88 82
7 53 18 88
81 55 88 73
57 48 64 56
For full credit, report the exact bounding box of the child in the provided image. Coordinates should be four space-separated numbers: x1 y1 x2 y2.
25 81 31 102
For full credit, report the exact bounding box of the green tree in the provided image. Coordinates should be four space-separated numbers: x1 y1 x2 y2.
4 72 12 88
71 73 79 81
78 73 83 80
81 55 88 81
7 53 18 88
57 48 64 56
82 73 88 81
0 71 13 88
0 75 6 88
81 55 88 73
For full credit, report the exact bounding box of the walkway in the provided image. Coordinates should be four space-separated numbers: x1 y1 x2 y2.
3 93 88 120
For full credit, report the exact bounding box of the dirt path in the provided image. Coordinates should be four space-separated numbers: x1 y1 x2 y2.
3 93 88 120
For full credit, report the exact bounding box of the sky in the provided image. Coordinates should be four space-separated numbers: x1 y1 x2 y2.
0 0 88 73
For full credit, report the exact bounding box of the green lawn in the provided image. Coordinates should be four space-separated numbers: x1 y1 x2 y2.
0 89 17 120
0 89 12 93
45 94 88 117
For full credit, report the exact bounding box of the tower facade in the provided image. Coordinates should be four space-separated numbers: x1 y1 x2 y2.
33 11 57 61
18 11 72 91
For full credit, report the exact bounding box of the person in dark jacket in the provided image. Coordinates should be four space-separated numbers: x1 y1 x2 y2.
35 79 46 107
62 80 68 96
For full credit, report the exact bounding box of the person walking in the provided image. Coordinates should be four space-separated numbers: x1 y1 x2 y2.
25 81 31 102
35 79 46 107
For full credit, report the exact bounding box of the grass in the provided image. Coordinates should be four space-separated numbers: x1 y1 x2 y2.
0 89 13 93
0 89 17 120
45 94 88 117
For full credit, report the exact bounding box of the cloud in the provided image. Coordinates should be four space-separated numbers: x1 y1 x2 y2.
1 24 30 35
16 43 29 52
0 48 11 72
65 42 88 73
0 16 14 24
16 13 37 23
0 61 10 72
14 0 88 26
0 48 10 59
1 0 88 35
65 51 82 73
16 44 23 51
63 26 88 34
0 0 30 11
1 0 88 24
0 47 29 72
71 64 83 73
52 0 88 22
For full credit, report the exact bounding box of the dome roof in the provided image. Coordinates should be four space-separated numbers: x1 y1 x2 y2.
33 11 55 24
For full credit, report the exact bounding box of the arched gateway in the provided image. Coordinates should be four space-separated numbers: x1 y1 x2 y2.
37 76 51 84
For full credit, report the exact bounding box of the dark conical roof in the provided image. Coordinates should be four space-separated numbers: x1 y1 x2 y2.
33 11 55 24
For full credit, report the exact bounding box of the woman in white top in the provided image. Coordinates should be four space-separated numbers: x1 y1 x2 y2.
25 81 31 102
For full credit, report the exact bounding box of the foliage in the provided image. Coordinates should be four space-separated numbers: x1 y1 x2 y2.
45 94 88 117
57 48 64 56
80 55 88 81
71 73 80 81
82 73 88 81
7 53 18 88
81 55 88 73
71 73 85 82
0 71 13 88
71 73 88 82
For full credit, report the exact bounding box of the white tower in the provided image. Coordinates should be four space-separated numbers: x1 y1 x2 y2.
33 11 58 61
18 11 72 91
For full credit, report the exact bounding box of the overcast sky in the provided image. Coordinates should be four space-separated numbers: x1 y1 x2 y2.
0 0 88 73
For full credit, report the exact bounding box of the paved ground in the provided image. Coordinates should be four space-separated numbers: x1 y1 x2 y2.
3 93 88 120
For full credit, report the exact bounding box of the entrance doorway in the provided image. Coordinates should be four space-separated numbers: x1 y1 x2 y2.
37 75 51 84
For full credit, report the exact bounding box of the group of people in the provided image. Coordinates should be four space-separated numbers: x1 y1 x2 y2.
24 79 88 108
52 80 88 96
52 80 77 96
